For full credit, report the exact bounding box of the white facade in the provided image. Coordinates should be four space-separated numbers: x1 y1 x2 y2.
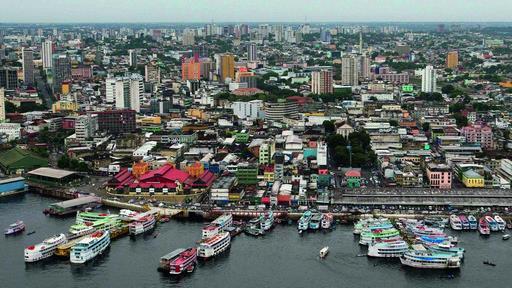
317 141 328 166
75 114 98 142
106 74 143 112
42 40 53 69
341 55 358 86
0 123 21 141
232 100 263 120
421 65 437 93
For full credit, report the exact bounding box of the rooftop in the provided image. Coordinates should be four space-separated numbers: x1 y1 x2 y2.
28 167 76 179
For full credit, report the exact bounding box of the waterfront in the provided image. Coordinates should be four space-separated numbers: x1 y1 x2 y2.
1 194 512 288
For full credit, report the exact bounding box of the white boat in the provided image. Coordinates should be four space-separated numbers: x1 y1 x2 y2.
260 211 274 231
197 232 231 259
321 213 333 229
503 234 510 240
298 211 312 231
400 250 461 269
368 240 409 258
129 214 156 236
319 246 329 258
449 215 462 231
201 214 233 239
67 225 96 240
119 209 139 221
76 211 118 224
24 234 67 262
494 216 506 231
70 230 110 264
5 220 25 235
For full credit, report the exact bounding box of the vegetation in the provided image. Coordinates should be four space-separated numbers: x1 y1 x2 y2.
326 130 376 168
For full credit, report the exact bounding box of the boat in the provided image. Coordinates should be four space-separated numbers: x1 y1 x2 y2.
321 213 334 229
197 232 231 259
70 230 110 264
353 218 390 235
4 220 25 235
485 216 498 232
159 217 170 223
503 234 510 240
159 248 186 271
494 216 506 231
244 225 264 237
67 224 96 240
129 214 156 236
70 217 120 235
319 246 329 258
424 242 465 258
169 248 198 275
24 234 67 262
467 215 477 230
309 213 322 230
449 215 462 231
400 250 461 269
359 228 401 246
119 209 139 221
201 214 233 239
27 231 36 235
76 211 119 225
409 225 445 237
260 211 274 231
458 215 470 230
367 240 409 258
478 218 490 235
483 260 496 266
297 211 312 232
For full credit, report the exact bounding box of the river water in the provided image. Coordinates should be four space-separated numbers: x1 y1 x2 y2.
1 193 511 288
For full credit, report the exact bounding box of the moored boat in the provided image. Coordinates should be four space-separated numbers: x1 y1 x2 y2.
298 211 312 232
359 228 401 246
478 217 490 235
70 230 110 264
400 250 461 269
467 215 477 230
494 215 506 231
5 220 25 235
485 216 498 232
76 211 119 225
321 213 334 229
244 225 264 237
129 214 156 236
197 232 231 259
24 234 67 262
449 215 462 231
260 211 274 231
424 242 465 259
201 213 233 239
309 213 322 230
458 215 470 230
169 247 198 275
159 248 186 271
368 240 409 258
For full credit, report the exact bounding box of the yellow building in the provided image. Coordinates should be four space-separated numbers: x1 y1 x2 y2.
462 170 484 188
186 162 204 178
220 54 235 82
61 82 71 95
52 101 78 113
187 109 207 120
446 51 459 69
137 116 161 126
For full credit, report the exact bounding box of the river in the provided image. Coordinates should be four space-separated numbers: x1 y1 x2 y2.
1 193 511 287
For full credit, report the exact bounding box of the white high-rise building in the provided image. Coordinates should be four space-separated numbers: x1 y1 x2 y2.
341 55 359 86
42 40 53 69
106 74 143 112
22 48 34 85
421 65 437 93
247 43 257 62
75 114 98 142
128 49 137 67
359 55 371 79
232 100 263 120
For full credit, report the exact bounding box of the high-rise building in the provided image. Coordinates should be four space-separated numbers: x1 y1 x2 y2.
145 61 161 84
182 29 195 46
0 88 5 122
42 40 53 69
75 114 98 142
22 48 34 85
106 74 143 112
94 109 136 134
219 54 235 82
52 54 72 92
421 65 437 93
181 57 201 81
0 68 18 90
247 43 257 62
446 51 459 69
311 70 333 94
128 49 137 67
359 55 371 79
341 55 359 86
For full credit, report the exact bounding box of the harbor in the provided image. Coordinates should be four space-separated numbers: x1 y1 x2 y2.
2 193 512 287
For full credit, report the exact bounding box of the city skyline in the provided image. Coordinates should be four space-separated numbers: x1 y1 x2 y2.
1 0 512 23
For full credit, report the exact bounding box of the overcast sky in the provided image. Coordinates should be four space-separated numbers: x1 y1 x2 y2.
1 0 511 23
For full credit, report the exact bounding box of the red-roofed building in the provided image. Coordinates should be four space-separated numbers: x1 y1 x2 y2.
345 169 361 188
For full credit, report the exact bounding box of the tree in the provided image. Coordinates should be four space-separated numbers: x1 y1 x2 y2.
58 155 70 168
323 120 335 134
449 103 465 113
389 120 398 127
454 113 468 128
441 84 455 95
5 101 16 113
422 122 430 132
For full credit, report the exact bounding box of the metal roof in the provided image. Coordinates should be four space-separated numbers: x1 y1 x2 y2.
50 196 100 209
27 167 76 179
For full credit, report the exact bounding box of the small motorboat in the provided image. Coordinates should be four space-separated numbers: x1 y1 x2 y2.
320 246 329 258
4 220 25 235
153 232 160 238
503 234 510 240
483 261 496 267
27 231 36 235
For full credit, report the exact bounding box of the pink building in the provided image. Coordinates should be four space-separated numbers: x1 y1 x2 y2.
426 163 452 189
461 124 494 150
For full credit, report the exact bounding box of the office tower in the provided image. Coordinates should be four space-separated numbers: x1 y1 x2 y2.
0 68 18 89
42 40 53 69
247 43 257 62
359 31 363 54
359 55 371 79
421 65 437 93
94 109 136 134
106 74 143 112
219 54 235 82
52 54 71 92
311 70 333 94
446 51 459 69
182 29 195 46
274 25 284 42
341 55 359 86
128 49 137 67
22 48 34 85
320 29 331 43
0 88 5 122
181 57 201 81
75 114 98 142
144 61 161 84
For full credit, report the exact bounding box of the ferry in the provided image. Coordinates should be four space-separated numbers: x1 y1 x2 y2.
478 217 491 235
485 216 498 232
260 211 274 231
353 218 390 235
309 213 322 230
449 215 462 231
159 248 186 271
76 211 119 225
367 240 409 258
197 232 231 259
359 228 401 246
244 224 264 237
409 225 444 237
70 230 110 264
169 248 198 275
129 214 156 236
24 234 67 262
494 215 506 231
424 242 465 259
400 250 461 269
119 209 139 221
458 215 470 230
468 215 478 230
5 220 25 235
70 218 120 235
297 211 312 232
321 213 334 229
201 214 233 239
67 225 96 240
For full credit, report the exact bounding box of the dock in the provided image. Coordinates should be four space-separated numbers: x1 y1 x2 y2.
45 196 102 216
